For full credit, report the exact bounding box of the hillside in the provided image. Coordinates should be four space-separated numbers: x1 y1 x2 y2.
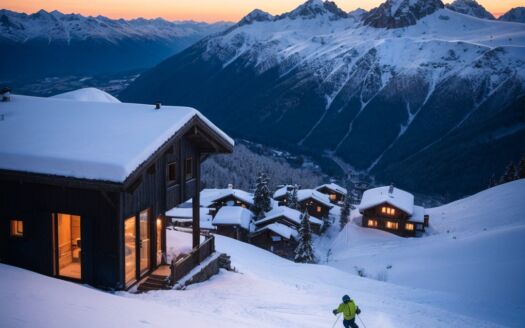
325 179 525 327
121 0 525 199
0 9 231 78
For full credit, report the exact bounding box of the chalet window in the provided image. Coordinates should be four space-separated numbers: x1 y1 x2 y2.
185 157 193 180
167 162 177 182
381 207 396 216
385 221 398 230
330 194 337 201
368 219 378 227
405 223 414 231
10 219 24 237
316 206 322 213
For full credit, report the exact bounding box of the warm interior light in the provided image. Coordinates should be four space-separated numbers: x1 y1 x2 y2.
386 221 398 230
10 220 23 237
330 194 336 201
317 206 322 213
405 223 414 231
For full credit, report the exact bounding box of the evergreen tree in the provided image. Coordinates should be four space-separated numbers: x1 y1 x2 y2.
252 172 272 220
501 162 517 184
340 193 351 231
294 211 315 263
488 174 498 188
286 184 299 210
518 157 525 179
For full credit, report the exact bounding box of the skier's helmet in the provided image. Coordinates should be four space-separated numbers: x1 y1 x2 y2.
342 295 351 303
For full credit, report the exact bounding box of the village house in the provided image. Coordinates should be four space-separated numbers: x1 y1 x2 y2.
358 185 429 237
189 187 255 213
165 207 215 231
255 206 323 234
250 222 298 258
273 187 333 218
315 183 347 204
212 206 254 242
0 92 233 290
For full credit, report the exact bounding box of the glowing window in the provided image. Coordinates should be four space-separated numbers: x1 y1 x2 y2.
317 206 322 213
382 207 396 216
10 220 23 237
386 221 398 230
405 223 414 231
368 219 378 227
330 194 337 201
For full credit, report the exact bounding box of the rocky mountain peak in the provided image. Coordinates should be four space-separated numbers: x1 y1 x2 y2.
446 0 495 20
364 0 444 28
238 9 274 26
499 7 525 23
279 0 348 20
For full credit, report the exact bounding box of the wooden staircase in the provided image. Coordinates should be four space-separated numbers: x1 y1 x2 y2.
136 274 171 293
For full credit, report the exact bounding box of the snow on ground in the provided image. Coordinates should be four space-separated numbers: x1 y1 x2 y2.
1 182 523 327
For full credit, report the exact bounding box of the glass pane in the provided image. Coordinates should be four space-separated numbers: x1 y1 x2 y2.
156 217 162 265
139 210 150 275
124 216 137 287
57 214 81 279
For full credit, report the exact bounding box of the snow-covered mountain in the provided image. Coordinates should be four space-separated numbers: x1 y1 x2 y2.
0 9 231 78
446 0 495 19
121 0 525 199
499 7 525 23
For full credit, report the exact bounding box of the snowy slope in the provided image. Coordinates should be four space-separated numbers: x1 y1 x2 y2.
1 228 518 328
446 0 495 19
51 88 121 103
326 179 525 327
499 7 525 23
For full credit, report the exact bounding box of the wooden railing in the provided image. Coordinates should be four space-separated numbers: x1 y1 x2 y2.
170 234 215 285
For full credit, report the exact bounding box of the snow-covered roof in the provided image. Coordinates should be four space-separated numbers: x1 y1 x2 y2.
410 205 426 223
258 206 323 226
358 186 415 215
212 206 253 230
297 189 334 208
0 94 233 182
273 185 293 199
316 183 347 195
189 188 254 207
51 88 121 103
254 222 298 240
165 207 212 220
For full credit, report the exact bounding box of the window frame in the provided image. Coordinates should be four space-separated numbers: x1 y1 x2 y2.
167 161 177 183
185 157 193 180
405 223 414 231
385 221 398 230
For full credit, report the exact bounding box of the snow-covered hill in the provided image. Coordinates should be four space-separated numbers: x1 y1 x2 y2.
499 7 525 23
0 9 231 78
446 0 495 20
51 87 121 103
326 179 525 327
122 0 525 199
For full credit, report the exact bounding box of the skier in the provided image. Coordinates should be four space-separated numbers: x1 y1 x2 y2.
332 295 361 328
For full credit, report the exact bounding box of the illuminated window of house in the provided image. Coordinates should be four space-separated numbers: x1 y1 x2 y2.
386 221 398 230
317 206 322 213
167 162 177 182
10 220 24 237
405 223 414 231
330 194 336 201
368 219 378 227
381 207 396 216
185 157 193 180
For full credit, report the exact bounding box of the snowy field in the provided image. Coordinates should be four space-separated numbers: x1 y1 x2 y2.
1 181 524 327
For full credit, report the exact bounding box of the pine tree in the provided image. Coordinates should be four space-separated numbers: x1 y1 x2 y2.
518 157 525 179
294 211 315 263
252 172 272 220
501 162 517 184
286 184 299 210
340 193 351 231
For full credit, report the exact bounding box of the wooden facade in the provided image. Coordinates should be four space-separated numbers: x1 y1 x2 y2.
316 186 345 204
0 117 232 290
298 198 331 219
208 195 252 211
214 225 249 242
361 202 427 237
250 230 297 259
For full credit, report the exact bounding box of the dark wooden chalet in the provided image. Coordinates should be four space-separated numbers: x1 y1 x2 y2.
273 187 333 219
0 94 233 290
197 188 254 212
254 206 323 235
212 206 253 242
358 185 429 237
250 223 298 259
315 183 347 204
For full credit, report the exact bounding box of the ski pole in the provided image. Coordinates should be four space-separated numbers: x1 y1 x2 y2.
357 314 367 328
331 314 341 328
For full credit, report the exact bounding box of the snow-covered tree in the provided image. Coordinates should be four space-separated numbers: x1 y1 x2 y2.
252 172 272 220
518 157 525 179
286 184 299 210
500 162 517 183
294 211 315 263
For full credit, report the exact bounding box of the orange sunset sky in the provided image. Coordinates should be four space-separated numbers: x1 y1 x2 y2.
0 0 520 22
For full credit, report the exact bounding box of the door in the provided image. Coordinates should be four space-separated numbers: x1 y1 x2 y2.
156 216 163 266
139 210 151 276
124 216 137 287
54 213 82 280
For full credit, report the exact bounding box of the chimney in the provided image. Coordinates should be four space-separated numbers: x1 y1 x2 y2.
227 183 233 189
1 87 11 102
388 183 394 194
424 214 429 227
155 102 161 110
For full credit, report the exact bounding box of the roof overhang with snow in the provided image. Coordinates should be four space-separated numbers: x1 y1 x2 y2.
315 183 347 195
358 186 415 215
0 93 234 186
